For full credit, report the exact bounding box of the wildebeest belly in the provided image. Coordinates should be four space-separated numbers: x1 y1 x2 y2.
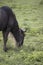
0 8 8 30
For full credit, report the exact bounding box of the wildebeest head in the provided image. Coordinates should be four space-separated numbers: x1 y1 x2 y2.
16 28 26 47
11 28 26 47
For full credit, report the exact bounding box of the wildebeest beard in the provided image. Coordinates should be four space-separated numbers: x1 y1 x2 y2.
0 6 25 51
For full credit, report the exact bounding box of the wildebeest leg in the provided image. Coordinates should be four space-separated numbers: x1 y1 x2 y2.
2 28 10 52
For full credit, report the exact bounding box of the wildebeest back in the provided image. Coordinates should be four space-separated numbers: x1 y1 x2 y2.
0 8 8 30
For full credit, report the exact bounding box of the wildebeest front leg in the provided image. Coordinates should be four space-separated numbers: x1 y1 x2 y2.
2 28 10 52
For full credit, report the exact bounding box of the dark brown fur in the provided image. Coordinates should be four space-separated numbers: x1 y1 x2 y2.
0 6 25 52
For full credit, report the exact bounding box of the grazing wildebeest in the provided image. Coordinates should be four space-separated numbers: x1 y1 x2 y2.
0 6 25 52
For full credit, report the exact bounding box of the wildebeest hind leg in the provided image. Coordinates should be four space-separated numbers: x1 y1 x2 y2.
2 28 10 52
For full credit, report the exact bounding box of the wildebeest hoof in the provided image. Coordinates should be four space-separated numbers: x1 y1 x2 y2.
3 47 8 52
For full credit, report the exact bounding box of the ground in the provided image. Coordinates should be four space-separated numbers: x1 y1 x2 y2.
0 0 43 65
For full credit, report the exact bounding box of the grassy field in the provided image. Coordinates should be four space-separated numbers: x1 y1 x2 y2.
0 0 43 65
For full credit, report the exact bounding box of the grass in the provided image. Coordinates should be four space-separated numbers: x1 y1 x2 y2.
0 0 43 65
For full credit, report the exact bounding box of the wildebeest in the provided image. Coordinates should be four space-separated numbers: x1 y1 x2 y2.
0 6 25 52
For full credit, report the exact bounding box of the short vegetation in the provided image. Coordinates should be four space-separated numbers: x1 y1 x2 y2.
0 0 43 65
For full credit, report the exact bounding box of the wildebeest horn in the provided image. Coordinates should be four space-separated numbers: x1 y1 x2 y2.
21 28 27 32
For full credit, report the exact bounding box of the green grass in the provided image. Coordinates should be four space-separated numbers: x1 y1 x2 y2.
0 0 43 65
